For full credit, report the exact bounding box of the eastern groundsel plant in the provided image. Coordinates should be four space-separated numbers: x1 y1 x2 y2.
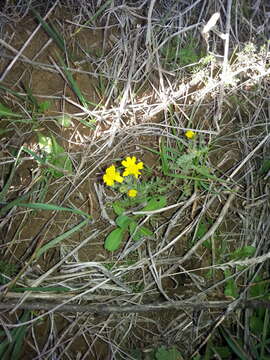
103 156 143 197
102 156 167 252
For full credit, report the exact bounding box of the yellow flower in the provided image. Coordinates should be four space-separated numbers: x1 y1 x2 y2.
122 156 144 178
185 130 196 139
103 165 123 186
127 189 137 197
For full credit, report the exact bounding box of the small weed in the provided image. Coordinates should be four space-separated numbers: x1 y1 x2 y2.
102 156 167 251
129 345 183 360
161 37 203 69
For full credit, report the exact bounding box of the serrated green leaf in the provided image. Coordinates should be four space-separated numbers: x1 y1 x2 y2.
195 166 212 177
104 228 125 251
141 196 167 212
229 246 256 260
176 153 196 168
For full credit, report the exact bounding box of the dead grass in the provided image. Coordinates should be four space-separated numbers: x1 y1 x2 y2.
0 0 270 359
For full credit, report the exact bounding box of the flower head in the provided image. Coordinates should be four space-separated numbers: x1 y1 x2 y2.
127 189 137 198
122 156 144 178
103 165 123 186
185 130 196 139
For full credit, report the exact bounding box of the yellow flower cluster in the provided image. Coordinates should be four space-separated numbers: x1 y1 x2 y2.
185 130 196 139
122 156 143 178
103 165 123 187
103 156 144 197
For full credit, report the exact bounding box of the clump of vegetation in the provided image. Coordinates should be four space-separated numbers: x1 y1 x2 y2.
161 37 203 69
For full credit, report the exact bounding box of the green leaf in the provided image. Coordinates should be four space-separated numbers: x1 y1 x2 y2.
56 114 72 127
176 153 197 169
220 326 250 360
0 311 30 360
129 221 153 241
229 246 256 260
0 147 23 202
212 346 232 359
141 196 167 212
31 8 66 53
55 52 91 108
50 136 73 177
36 219 89 258
249 276 269 298
38 100 51 113
115 215 132 229
0 103 22 118
155 346 183 360
22 146 46 164
224 269 238 298
195 221 207 240
10 313 30 360
160 139 170 174
195 166 212 177
16 202 90 218
37 133 73 178
250 315 264 333
104 228 125 252
259 159 270 176
112 202 126 215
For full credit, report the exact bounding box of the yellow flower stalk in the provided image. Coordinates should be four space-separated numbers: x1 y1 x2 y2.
103 165 123 186
122 156 144 178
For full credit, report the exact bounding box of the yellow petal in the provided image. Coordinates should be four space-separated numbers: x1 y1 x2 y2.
114 172 124 183
185 130 195 139
103 173 114 186
128 189 137 197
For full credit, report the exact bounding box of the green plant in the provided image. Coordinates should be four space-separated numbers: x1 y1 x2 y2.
0 311 30 360
129 345 183 360
104 196 165 251
223 246 256 298
102 156 168 251
161 37 202 68
22 133 73 179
